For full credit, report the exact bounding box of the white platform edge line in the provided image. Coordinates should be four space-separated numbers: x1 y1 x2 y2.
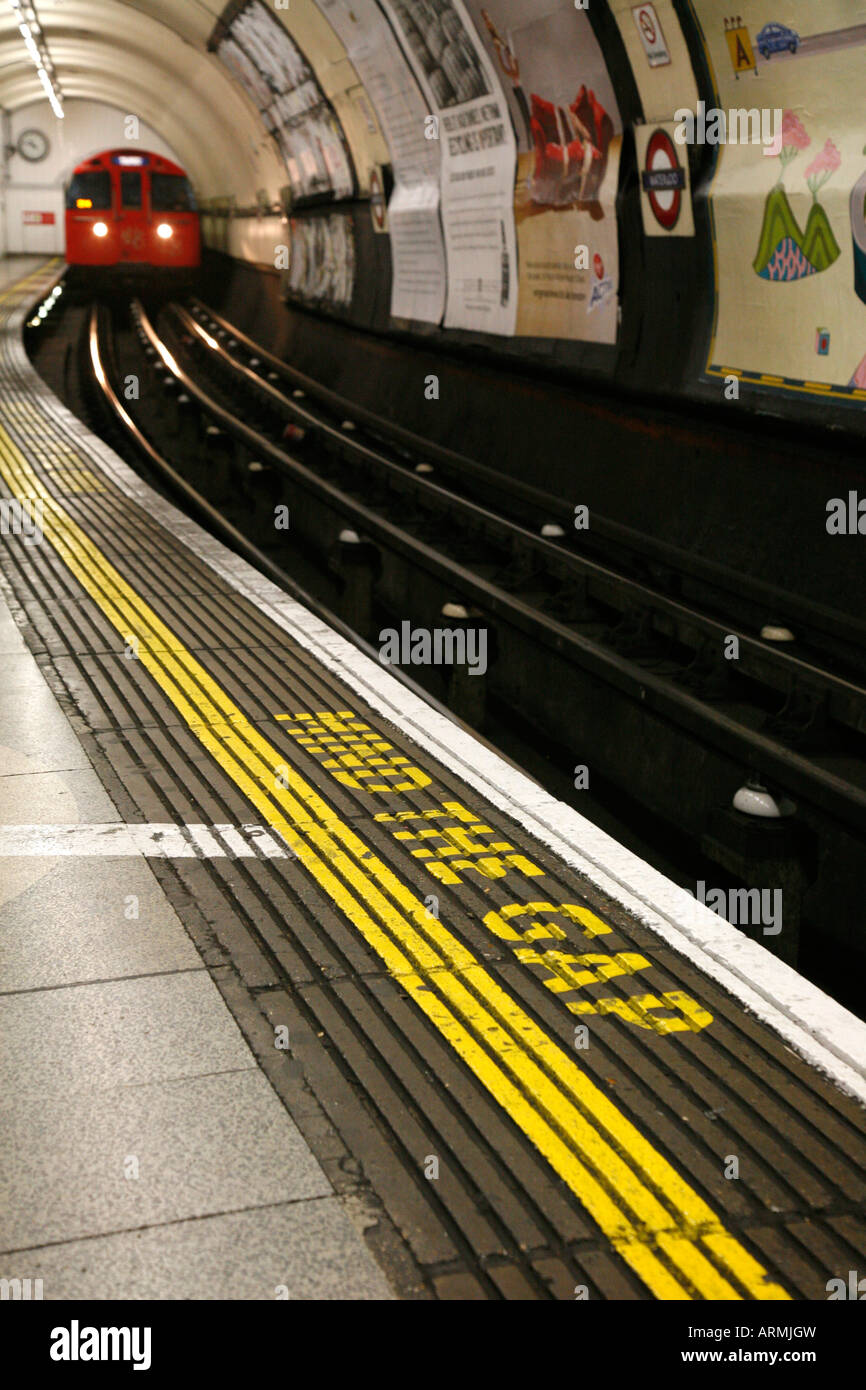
8 273 866 1107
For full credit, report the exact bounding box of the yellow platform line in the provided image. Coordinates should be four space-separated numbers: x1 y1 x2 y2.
0 297 789 1304
707 361 860 403
0 258 60 308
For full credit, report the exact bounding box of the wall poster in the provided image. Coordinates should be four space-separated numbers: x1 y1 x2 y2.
465 0 623 343
689 0 866 400
215 0 355 203
378 0 519 335
317 0 447 323
287 212 356 305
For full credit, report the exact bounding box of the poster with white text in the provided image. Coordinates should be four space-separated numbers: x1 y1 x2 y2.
317 0 447 322
378 0 518 335
288 213 356 305
215 1 355 203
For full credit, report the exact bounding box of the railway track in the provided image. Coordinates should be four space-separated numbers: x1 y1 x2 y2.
165 300 866 721
185 298 866 688
28 283 866 993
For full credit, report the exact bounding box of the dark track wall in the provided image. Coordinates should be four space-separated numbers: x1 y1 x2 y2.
202 252 864 623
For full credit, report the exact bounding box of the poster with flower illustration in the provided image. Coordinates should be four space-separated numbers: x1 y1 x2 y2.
687 0 866 399
754 117 841 280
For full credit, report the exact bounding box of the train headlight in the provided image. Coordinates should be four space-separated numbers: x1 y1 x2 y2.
93 222 108 238
156 223 173 240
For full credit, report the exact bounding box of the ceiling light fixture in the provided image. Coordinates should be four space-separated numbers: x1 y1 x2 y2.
8 0 64 119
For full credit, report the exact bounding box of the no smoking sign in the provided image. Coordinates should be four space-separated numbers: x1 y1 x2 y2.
632 3 671 68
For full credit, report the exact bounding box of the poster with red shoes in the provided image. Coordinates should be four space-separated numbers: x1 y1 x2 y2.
465 0 622 343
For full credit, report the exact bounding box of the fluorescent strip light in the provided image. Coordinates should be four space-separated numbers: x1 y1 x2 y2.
9 0 64 117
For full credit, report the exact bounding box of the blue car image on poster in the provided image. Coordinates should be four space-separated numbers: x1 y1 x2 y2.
756 22 800 59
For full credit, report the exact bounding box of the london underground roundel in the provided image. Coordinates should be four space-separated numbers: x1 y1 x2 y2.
642 128 685 231
370 166 387 233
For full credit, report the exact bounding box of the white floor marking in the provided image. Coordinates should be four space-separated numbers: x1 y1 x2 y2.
0 823 291 858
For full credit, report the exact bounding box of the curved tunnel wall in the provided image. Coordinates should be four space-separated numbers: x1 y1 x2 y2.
0 1 287 210
0 0 864 438
202 0 866 439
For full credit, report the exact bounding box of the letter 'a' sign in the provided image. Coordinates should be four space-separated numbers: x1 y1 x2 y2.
632 3 671 68
726 24 756 76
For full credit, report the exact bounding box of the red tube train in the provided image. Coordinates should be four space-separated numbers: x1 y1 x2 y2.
65 149 200 280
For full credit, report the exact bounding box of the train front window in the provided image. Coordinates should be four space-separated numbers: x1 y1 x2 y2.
66 171 111 210
120 172 143 209
150 174 197 212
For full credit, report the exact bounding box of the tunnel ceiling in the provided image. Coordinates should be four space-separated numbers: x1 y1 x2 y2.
0 0 289 195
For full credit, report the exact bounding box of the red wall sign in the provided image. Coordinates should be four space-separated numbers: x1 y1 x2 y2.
22 211 55 225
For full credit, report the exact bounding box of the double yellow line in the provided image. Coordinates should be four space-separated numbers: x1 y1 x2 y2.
0 273 789 1301
0 258 61 309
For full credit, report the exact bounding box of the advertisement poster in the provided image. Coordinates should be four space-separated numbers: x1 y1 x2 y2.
317 0 447 323
287 213 356 306
378 0 518 336
216 35 276 126
275 107 353 202
465 0 622 343
215 1 355 203
690 0 866 399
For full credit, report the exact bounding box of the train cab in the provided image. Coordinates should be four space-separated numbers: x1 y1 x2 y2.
65 149 201 279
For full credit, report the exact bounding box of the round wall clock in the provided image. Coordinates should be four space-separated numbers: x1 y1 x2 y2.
18 129 50 162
